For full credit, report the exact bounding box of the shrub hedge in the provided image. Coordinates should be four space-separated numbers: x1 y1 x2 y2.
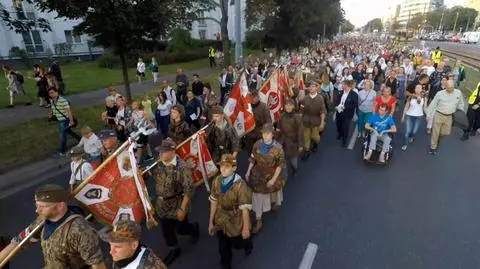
97 48 208 69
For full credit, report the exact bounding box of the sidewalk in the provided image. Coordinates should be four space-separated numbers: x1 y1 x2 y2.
0 67 217 128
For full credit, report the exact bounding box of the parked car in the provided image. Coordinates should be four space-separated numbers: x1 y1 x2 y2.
449 36 460 42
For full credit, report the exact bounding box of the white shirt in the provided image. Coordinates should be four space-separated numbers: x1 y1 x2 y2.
77 134 103 157
163 86 176 104
137 62 146 73
121 247 147 269
116 107 126 127
340 90 350 106
156 99 172 116
423 65 435 76
70 160 93 185
406 97 425 117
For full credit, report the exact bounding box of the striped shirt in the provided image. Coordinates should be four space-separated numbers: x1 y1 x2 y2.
51 96 70 121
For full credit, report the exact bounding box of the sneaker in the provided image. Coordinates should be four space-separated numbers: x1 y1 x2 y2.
364 150 373 160
401 145 407 151
428 149 437 155
378 152 386 163
409 137 414 143
53 152 66 157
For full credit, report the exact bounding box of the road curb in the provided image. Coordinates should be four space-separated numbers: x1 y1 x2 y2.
0 158 70 199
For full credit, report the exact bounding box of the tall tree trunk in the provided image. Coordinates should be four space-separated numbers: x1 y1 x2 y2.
119 52 131 102
220 0 230 67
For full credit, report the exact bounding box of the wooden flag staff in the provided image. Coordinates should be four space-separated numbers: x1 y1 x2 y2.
0 123 214 268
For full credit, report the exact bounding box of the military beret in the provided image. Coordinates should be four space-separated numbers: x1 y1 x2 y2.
98 129 117 139
103 220 141 243
35 184 70 203
155 138 177 153
218 153 237 167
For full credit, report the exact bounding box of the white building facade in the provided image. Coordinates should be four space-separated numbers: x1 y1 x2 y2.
0 0 101 58
190 0 246 42
396 0 444 25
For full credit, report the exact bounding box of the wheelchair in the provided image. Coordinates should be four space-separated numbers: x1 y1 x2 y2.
361 131 394 165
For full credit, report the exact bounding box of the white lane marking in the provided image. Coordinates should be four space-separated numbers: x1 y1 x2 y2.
348 127 358 150
298 242 318 269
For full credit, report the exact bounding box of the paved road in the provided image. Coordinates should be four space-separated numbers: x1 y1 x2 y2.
423 41 480 56
0 68 216 128
2 115 480 269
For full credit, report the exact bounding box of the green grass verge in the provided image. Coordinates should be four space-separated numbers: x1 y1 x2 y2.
0 73 220 170
0 59 209 108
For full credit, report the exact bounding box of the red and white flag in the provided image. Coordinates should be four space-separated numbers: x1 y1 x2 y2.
223 71 256 137
74 141 156 227
176 130 218 191
259 69 283 122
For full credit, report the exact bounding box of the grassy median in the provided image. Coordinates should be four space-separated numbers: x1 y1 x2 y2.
0 73 220 170
0 58 209 108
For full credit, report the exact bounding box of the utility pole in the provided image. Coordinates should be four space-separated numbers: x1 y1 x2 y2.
438 8 445 32
234 0 242 63
466 15 471 32
453 11 459 32
323 23 326 43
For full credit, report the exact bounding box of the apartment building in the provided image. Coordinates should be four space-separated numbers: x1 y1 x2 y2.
397 0 444 25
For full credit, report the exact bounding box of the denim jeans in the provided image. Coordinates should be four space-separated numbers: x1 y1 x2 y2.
357 110 372 133
404 115 422 145
58 120 81 154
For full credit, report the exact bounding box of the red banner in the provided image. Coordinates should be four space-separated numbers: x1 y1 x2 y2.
176 130 218 186
74 142 155 226
259 70 282 122
223 72 256 137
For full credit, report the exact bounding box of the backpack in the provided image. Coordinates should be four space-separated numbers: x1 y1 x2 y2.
12 72 24 84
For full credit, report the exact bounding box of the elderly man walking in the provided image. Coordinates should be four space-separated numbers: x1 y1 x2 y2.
426 80 465 155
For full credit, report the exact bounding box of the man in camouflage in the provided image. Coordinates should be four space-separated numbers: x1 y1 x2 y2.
151 138 200 265
206 105 241 163
278 99 304 177
0 184 106 269
99 128 120 158
209 154 253 269
104 220 167 269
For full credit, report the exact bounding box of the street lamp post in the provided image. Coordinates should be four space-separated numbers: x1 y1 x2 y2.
234 0 242 63
453 11 459 32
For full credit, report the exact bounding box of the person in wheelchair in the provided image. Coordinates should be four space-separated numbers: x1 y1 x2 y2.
364 103 397 163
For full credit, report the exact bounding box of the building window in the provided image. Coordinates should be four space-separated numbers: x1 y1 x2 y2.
64 30 82 44
199 30 206 40
22 30 43 53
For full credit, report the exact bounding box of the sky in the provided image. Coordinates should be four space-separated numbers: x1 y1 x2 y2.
341 0 468 28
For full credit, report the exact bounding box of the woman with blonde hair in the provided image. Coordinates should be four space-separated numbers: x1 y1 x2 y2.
2 64 27 108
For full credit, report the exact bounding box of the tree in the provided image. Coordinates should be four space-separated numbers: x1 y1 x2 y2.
342 20 355 33
409 12 425 31
31 0 210 101
197 0 234 67
0 0 50 33
363 18 383 32
424 6 478 32
246 0 344 54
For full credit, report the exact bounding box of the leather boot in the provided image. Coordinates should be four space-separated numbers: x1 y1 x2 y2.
163 248 182 265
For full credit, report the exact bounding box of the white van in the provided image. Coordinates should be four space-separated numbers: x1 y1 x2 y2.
460 32 480 44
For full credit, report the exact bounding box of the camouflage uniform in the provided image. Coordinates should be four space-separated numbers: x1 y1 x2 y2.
209 174 252 237
12 214 104 269
112 248 166 269
278 110 304 175
249 140 285 194
168 120 192 145
209 155 253 269
206 119 241 163
151 155 198 248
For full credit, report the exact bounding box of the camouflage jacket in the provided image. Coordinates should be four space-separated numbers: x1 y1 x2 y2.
151 156 195 219
209 174 252 237
112 247 167 269
206 120 241 163
12 213 104 269
248 140 285 194
168 120 193 145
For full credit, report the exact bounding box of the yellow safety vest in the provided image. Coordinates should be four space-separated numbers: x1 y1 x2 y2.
432 50 442 64
209 48 215 57
468 82 480 105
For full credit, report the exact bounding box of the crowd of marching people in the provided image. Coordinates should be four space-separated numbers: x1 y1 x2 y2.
2 35 480 269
